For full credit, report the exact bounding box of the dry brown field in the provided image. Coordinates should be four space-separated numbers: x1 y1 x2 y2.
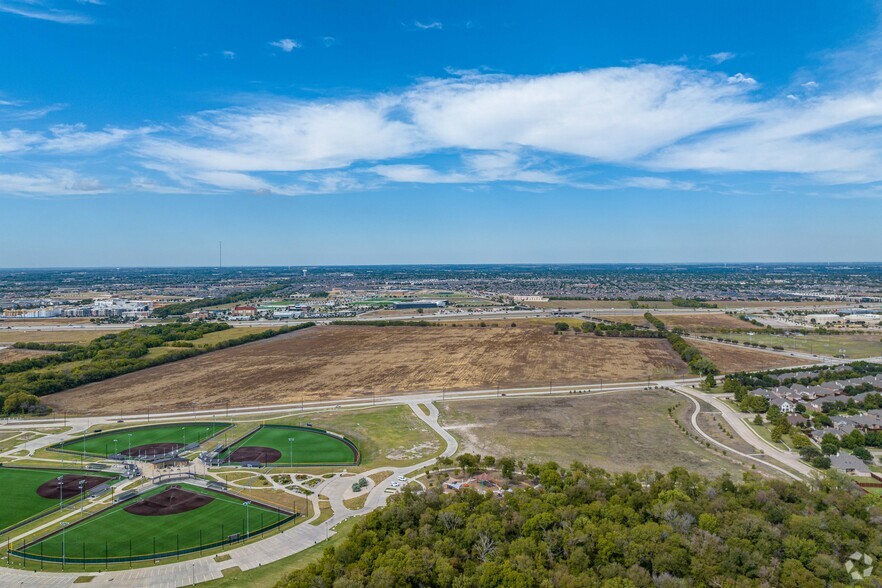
439 390 752 478
690 339 805 372
0 347 58 364
654 313 754 332
44 325 691 415
0 329 121 345
600 312 755 332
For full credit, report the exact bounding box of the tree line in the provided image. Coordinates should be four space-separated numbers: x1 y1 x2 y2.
278 463 882 588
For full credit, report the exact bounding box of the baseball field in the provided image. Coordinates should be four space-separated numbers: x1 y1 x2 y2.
0 467 117 532
17 484 291 564
216 425 358 466
54 422 232 459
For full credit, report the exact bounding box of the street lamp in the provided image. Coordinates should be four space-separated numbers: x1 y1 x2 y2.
60 521 70 570
79 479 85 514
57 476 64 512
288 438 295 469
243 501 252 538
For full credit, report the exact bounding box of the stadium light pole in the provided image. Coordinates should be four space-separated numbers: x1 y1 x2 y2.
127 433 132 463
289 438 295 469
57 476 64 512
79 480 85 514
60 522 70 570
243 501 252 538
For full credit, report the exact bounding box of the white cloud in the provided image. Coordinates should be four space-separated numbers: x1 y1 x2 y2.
141 98 423 173
0 1 91 24
709 52 736 64
0 171 105 195
222 50 236 60
617 176 695 191
802 80 819 89
321 36 337 47
0 129 42 153
407 66 756 161
727 73 757 85
414 21 442 30
270 38 301 52
41 124 154 153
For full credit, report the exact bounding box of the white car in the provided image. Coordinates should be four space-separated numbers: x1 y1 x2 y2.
397 476 407 481
391 481 400 487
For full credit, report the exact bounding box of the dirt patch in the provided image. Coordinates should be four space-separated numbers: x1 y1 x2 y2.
0 347 59 364
124 487 213 516
601 313 751 332
119 443 183 458
44 325 691 415
228 446 282 464
36 474 109 499
690 340 804 372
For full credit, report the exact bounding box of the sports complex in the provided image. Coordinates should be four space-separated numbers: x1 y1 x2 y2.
0 420 361 569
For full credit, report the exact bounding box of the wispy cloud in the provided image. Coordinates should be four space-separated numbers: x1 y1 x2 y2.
708 52 736 64
413 20 442 30
270 38 301 53
222 50 236 60
0 170 105 196
0 1 92 24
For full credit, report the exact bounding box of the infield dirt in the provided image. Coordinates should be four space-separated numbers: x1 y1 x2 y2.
44 325 691 415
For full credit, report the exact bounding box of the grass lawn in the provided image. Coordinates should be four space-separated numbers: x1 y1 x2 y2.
0 467 116 532
265 404 442 468
723 332 882 359
55 422 232 458
24 484 289 563
217 426 357 466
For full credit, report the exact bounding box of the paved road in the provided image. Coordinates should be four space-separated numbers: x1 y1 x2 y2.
670 383 814 480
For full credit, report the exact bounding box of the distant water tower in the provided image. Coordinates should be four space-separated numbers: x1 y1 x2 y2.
302 268 307 277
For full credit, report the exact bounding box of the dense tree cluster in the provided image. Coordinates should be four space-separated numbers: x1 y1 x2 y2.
727 362 882 391
0 322 314 411
671 297 718 309
643 312 667 331
278 464 882 588
666 333 718 376
580 321 664 338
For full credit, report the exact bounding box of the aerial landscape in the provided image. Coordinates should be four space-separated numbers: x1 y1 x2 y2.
3 1 882 587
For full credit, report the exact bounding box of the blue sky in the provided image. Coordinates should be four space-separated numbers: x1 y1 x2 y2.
1 0 882 266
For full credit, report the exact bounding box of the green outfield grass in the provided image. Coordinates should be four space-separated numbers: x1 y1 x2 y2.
55 422 232 458
19 484 289 563
0 467 116 532
217 425 358 466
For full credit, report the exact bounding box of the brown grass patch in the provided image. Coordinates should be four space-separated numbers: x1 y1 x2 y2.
44 325 689 415
0 329 120 345
440 390 750 478
691 339 805 372
0 347 58 364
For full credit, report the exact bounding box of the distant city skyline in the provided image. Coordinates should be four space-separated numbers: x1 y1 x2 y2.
2 1 882 266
